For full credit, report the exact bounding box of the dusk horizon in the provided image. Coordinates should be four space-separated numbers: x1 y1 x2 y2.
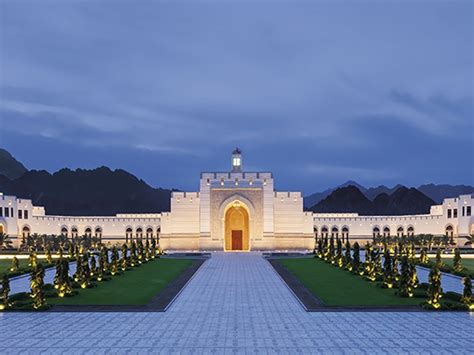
1 1 472 194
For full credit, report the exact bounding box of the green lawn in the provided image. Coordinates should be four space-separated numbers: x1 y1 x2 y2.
428 258 474 273
49 258 193 305
279 258 422 307
0 259 29 273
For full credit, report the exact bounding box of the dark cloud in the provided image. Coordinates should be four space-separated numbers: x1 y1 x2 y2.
0 1 472 194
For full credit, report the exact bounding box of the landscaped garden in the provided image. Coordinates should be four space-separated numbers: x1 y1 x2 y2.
275 236 473 311
0 233 199 311
50 258 192 305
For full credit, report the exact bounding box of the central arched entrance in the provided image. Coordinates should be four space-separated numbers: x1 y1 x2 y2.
224 202 250 251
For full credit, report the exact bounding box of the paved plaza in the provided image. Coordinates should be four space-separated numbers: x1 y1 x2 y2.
1 252 473 353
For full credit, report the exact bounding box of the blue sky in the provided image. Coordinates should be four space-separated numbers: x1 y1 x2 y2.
0 1 472 194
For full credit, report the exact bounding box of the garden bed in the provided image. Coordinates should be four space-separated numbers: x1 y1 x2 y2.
269 257 469 311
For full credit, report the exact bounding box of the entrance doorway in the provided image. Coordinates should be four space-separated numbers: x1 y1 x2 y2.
224 203 249 251
231 230 243 250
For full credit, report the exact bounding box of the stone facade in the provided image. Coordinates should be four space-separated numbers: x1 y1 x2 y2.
0 150 473 251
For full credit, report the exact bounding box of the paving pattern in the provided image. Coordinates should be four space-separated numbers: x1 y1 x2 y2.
1 252 473 353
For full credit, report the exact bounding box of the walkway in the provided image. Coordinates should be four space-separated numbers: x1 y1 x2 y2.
1 252 472 353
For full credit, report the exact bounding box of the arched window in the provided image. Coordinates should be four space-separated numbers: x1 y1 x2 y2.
146 227 153 241
321 226 329 238
341 226 349 242
136 227 143 240
125 227 133 243
445 225 454 237
95 227 102 238
22 225 30 238
60 226 68 237
331 226 339 238
372 227 380 238
383 226 390 237
397 226 404 237
84 227 92 237
71 226 78 238
407 226 414 237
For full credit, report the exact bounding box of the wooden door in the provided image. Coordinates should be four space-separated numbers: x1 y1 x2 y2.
232 230 243 250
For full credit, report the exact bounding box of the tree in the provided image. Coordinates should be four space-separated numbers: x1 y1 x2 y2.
409 261 418 290
68 243 75 259
53 258 61 289
435 248 444 268
344 240 352 269
10 256 19 272
80 254 91 288
73 252 83 282
453 249 463 272
28 249 38 269
45 247 53 264
100 246 109 272
335 238 343 267
30 263 45 309
419 247 429 264
374 247 382 275
383 249 393 288
316 239 323 259
391 247 400 281
110 246 119 275
145 240 151 261
90 255 97 276
462 277 472 307
352 242 361 273
365 247 376 281
150 237 157 259
57 258 72 297
0 274 10 310
427 266 442 309
130 242 138 267
137 240 144 264
121 244 128 271
0 233 12 250
398 256 413 297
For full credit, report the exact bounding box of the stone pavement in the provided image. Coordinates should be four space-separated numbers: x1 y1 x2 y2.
1 252 473 353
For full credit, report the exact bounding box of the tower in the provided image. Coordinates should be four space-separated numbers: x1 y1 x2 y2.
231 148 242 172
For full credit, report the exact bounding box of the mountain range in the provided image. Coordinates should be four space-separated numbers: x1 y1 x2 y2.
304 180 474 207
309 185 437 215
0 148 472 216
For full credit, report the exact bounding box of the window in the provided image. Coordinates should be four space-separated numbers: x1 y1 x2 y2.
18 210 23 219
71 227 78 238
22 226 30 238
24 210 28 219
372 227 380 238
4 207 9 218
467 206 472 216
447 209 452 218
383 227 390 237
0 208 2 217
85 227 92 237
453 209 458 218
10 208 13 217
407 226 415 236
397 227 404 237
462 206 465 216
61 227 68 236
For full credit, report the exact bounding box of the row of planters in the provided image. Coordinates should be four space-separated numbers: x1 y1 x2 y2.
0 238 161 311
418 248 473 278
4 248 58 278
315 236 473 310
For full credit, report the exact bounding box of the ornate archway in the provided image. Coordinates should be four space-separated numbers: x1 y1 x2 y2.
224 202 250 251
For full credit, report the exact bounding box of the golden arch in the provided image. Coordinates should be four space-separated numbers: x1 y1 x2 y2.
224 203 250 251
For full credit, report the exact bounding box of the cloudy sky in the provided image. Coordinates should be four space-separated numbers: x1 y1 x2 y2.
0 1 472 194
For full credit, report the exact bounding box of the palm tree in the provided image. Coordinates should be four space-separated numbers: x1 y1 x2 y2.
0 233 12 250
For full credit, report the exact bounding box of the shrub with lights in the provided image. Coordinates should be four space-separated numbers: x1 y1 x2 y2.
10 256 19 272
409 261 418 290
45 247 53 264
391 247 399 281
150 238 157 259
462 277 472 309
130 241 138 267
30 263 45 309
453 249 463 272
382 249 394 288
351 242 361 273
0 274 10 310
28 250 38 269
398 256 413 297
145 240 151 261
110 246 119 275
90 254 97 276
344 240 352 270
121 243 129 270
57 258 72 297
426 266 442 309
419 247 429 264
435 248 443 268
335 238 343 267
